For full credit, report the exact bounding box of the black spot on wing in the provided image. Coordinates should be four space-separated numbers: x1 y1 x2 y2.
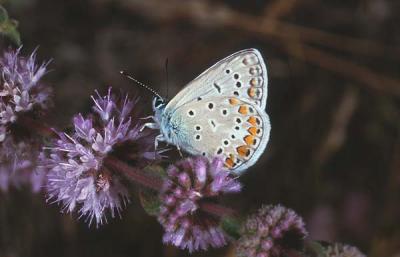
213 83 221 93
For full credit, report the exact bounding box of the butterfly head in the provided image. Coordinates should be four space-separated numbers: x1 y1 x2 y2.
152 96 166 112
152 96 181 146
152 96 167 126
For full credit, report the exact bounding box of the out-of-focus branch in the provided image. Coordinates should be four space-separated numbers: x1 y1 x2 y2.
313 87 359 166
266 21 400 59
118 0 399 58
118 0 400 97
263 0 299 22
285 44 400 96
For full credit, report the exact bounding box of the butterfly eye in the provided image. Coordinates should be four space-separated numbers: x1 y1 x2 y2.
154 97 164 109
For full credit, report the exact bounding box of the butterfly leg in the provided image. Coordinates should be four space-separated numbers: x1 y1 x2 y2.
175 144 184 157
178 149 183 158
140 122 158 132
139 115 154 120
154 134 165 150
152 134 165 160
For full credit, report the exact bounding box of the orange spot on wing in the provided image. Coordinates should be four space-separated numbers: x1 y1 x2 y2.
248 127 258 136
225 157 234 168
250 78 258 86
248 88 256 98
229 98 240 105
247 116 258 126
248 87 261 99
237 146 250 157
238 105 248 115
244 135 255 146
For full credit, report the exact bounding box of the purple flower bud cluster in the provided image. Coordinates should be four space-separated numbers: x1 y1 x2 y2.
42 88 159 226
0 48 50 192
236 205 307 257
0 48 50 142
0 136 45 192
158 156 242 252
325 243 366 257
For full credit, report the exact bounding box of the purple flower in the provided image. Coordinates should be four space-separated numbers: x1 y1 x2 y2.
0 47 50 192
158 156 241 252
325 243 366 257
0 136 45 192
0 47 51 142
236 205 307 257
42 88 159 226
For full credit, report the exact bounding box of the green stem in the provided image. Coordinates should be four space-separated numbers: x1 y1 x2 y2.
104 156 163 191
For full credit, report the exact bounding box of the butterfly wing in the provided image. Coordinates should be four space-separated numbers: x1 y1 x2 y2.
169 96 270 174
165 49 268 112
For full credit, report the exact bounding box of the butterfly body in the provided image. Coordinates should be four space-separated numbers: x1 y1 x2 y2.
146 49 270 174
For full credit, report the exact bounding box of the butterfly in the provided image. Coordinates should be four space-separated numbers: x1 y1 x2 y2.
142 49 270 174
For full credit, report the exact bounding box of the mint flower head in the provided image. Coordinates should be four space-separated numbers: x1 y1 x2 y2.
42 88 159 226
158 156 242 252
0 136 46 192
0 47 51 192
0 47 50 142
236 205 307 257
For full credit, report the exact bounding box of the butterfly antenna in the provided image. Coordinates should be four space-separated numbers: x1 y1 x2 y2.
120 71 164 100
165 58 169 99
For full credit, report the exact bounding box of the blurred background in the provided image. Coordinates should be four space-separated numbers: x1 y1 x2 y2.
0 0 399 256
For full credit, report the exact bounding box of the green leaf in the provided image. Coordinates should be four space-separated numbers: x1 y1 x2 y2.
137 165 165 216
0 5 9 23
304 240 328 257
1 22 21 45
139 189 161 217
143 164 167 178
220 217 242 240
0 5 21 46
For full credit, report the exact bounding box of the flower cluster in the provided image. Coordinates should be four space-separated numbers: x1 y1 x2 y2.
0 48 50 142
325 243 366 257
236 205 307 257
43 88 159 226
0 136 45 192
0 48 50 192
158 156 242 252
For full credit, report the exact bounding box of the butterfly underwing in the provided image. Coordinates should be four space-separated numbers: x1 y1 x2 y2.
144 48 271 174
